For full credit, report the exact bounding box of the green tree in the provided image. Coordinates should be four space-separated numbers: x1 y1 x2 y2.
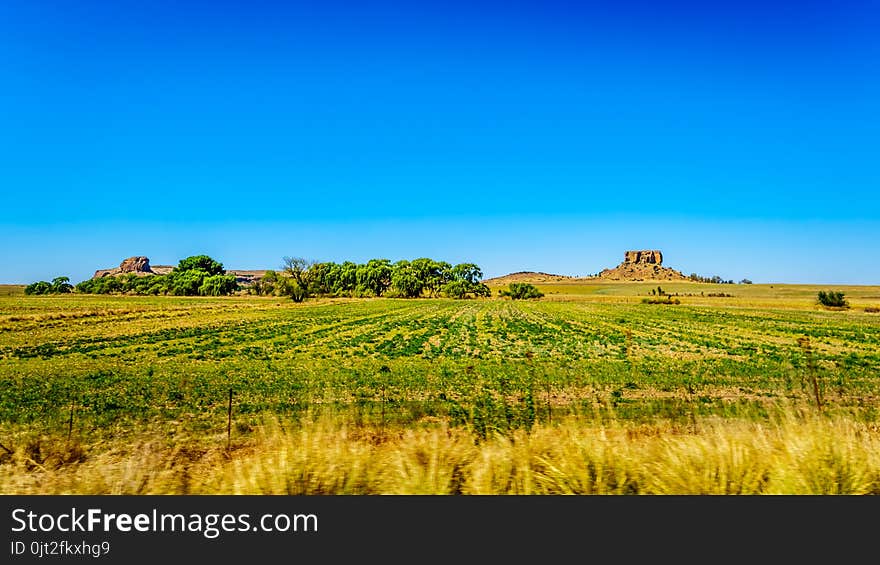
176 255 225 276
441 280 470 299
308 262 338 296
334 261 359 296
818 290 848 308
391 260 424 298
156 254 235 296
146 275 170 295
50 276 73 294
253 270 278 296
451 263 483 285
24 281 52 295
410 258 452 297
199 274 239 296
356 259 392 297
442 263 490 299
281 257 316 301
277 276 307 302
169 269 209 296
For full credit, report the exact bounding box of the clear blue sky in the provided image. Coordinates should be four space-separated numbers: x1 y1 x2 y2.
2 0 878 284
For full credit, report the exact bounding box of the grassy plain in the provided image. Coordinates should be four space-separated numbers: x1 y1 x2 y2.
1 281 879 494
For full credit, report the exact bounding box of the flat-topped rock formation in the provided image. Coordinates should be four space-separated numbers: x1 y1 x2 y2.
624 250 663 265
598 250 687 281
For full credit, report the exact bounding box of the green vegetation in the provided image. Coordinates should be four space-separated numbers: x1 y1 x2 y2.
1 280 879 493
818 290 849 308
73 255 239 296
24 277 73 295
688 273 736 284
51 254 492 301
266 257 491 300
499 282 544 299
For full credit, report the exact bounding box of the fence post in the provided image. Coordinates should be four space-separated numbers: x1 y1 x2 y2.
226 388 233 452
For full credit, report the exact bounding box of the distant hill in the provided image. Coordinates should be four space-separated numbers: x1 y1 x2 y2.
484 250 689 284
483 271 581 284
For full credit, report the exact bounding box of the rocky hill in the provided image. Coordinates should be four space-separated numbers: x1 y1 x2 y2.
483 271 577 284
597 250 688 281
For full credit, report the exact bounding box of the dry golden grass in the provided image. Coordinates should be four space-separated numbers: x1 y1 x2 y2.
3 409 878 495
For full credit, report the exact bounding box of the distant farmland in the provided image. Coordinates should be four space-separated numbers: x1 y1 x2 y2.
1 282 879 494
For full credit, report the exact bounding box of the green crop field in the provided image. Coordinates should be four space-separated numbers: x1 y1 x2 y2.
2 282 879 494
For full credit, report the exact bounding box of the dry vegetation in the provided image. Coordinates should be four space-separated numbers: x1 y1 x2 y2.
3 410 879 494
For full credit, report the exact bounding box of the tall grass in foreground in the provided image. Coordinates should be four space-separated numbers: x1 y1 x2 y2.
2 410 879 495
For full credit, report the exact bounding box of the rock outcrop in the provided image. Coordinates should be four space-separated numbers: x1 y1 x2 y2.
598 250 687 281
92 256 263 285
93 256 157 279
624 250 663 265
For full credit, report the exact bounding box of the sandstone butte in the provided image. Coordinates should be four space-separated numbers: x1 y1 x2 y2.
597 250 688 281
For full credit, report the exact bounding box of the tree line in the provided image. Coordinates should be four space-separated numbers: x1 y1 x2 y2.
687 273 752 285
255 257 491 302
24 277 74 295
25 255 497 300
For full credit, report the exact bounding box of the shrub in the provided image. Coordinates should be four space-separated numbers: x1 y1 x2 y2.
442 280 470 299
642 297 680 305
499 282 544 300
199 274 239 296
25 276 73 295
24 281 52 295
441 280 490 299
817 291 848 308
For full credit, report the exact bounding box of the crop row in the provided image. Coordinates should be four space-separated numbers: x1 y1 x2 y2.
1 297 878 438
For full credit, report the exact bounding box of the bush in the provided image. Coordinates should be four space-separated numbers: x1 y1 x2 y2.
199 274 239 296
642 297 680 305
817 290 848 308
25 276 73 295
441 280 470 299
24 281 52 295
499 282 544 299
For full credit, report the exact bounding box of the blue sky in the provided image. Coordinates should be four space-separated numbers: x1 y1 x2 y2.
1 0 878 284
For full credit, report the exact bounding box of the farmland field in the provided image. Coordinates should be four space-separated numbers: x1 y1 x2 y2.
2 281 880 494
